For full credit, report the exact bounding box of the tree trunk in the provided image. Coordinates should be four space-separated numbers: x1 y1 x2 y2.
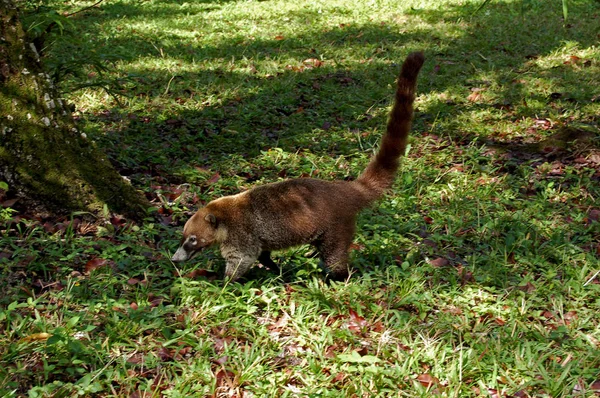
0 0 149 221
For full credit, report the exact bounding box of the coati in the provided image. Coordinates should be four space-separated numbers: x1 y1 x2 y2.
172 52 425 281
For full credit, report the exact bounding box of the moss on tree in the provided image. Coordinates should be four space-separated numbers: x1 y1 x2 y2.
0 0 149 221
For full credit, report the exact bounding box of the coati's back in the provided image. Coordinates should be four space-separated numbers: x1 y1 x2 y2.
247 178 367 250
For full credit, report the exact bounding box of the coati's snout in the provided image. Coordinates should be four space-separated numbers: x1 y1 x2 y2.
171 210 219 262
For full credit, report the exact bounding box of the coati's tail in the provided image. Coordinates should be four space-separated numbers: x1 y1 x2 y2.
354 51 424 203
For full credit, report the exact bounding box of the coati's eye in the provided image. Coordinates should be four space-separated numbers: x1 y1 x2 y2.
189 236 197 245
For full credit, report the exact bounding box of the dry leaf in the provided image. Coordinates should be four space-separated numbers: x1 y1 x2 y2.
268 313 290 331
207 172 220 184
21 332 51 342
214 355 229 366
467 91 483 102
416 373 439 388
127 352 144 364
345 308 368 333
84 258 111 273
303 58 323 67
428 257 448 267
157 347 174 361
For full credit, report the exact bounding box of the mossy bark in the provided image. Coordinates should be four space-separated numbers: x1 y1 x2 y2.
0 0 149 221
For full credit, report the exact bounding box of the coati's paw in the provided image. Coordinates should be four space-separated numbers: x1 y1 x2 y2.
326 268 350 282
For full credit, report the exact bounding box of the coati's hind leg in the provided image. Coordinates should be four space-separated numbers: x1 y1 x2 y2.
258 251 280 274
315 226 355 281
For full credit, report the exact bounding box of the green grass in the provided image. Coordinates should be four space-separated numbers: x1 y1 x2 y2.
2 0 600 396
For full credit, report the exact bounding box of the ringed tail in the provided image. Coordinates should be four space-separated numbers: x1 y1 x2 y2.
354 51 424 203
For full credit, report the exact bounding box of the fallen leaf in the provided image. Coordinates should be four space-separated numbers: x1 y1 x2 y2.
215 368 236 388
443 306 463 315
43 222 58 234
333 372 346 383
268 313 290 331
534 118 552 130
487 388 501 398
157 347 174 361
127 352 144 364
286 64 305 72
157 206 172 215
460 269 474 285
564 311 578 324
348 242 365 251
213 336 234 353
467 91 483 102
176 346 192 359
21 332 52 342
207 172 220 184
274 35 285 40
416 373 439 388
184 269 218 279
213 355 228 366
110 215 126 227
564 55 581 65
587 209 600 223
149 298 162 307
345 308 368 333
167 187 184 201
542 310 554 319
325 345 338 359
371 321 385 332
84 258 110 273
428 257 448 267
303 58 323 67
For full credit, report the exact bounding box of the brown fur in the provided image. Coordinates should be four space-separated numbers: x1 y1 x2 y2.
172 52 425 281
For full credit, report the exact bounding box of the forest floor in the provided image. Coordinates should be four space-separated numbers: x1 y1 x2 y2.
2 0 600 396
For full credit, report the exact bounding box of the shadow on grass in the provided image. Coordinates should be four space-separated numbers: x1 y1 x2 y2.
61 1 596 170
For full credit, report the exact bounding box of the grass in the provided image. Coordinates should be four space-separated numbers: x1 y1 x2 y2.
2 0 600 396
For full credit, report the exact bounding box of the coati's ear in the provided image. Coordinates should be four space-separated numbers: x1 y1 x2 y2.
205 213 217 226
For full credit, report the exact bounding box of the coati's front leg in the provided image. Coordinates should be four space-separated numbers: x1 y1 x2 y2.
221 244 260 281
258 251 280 274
